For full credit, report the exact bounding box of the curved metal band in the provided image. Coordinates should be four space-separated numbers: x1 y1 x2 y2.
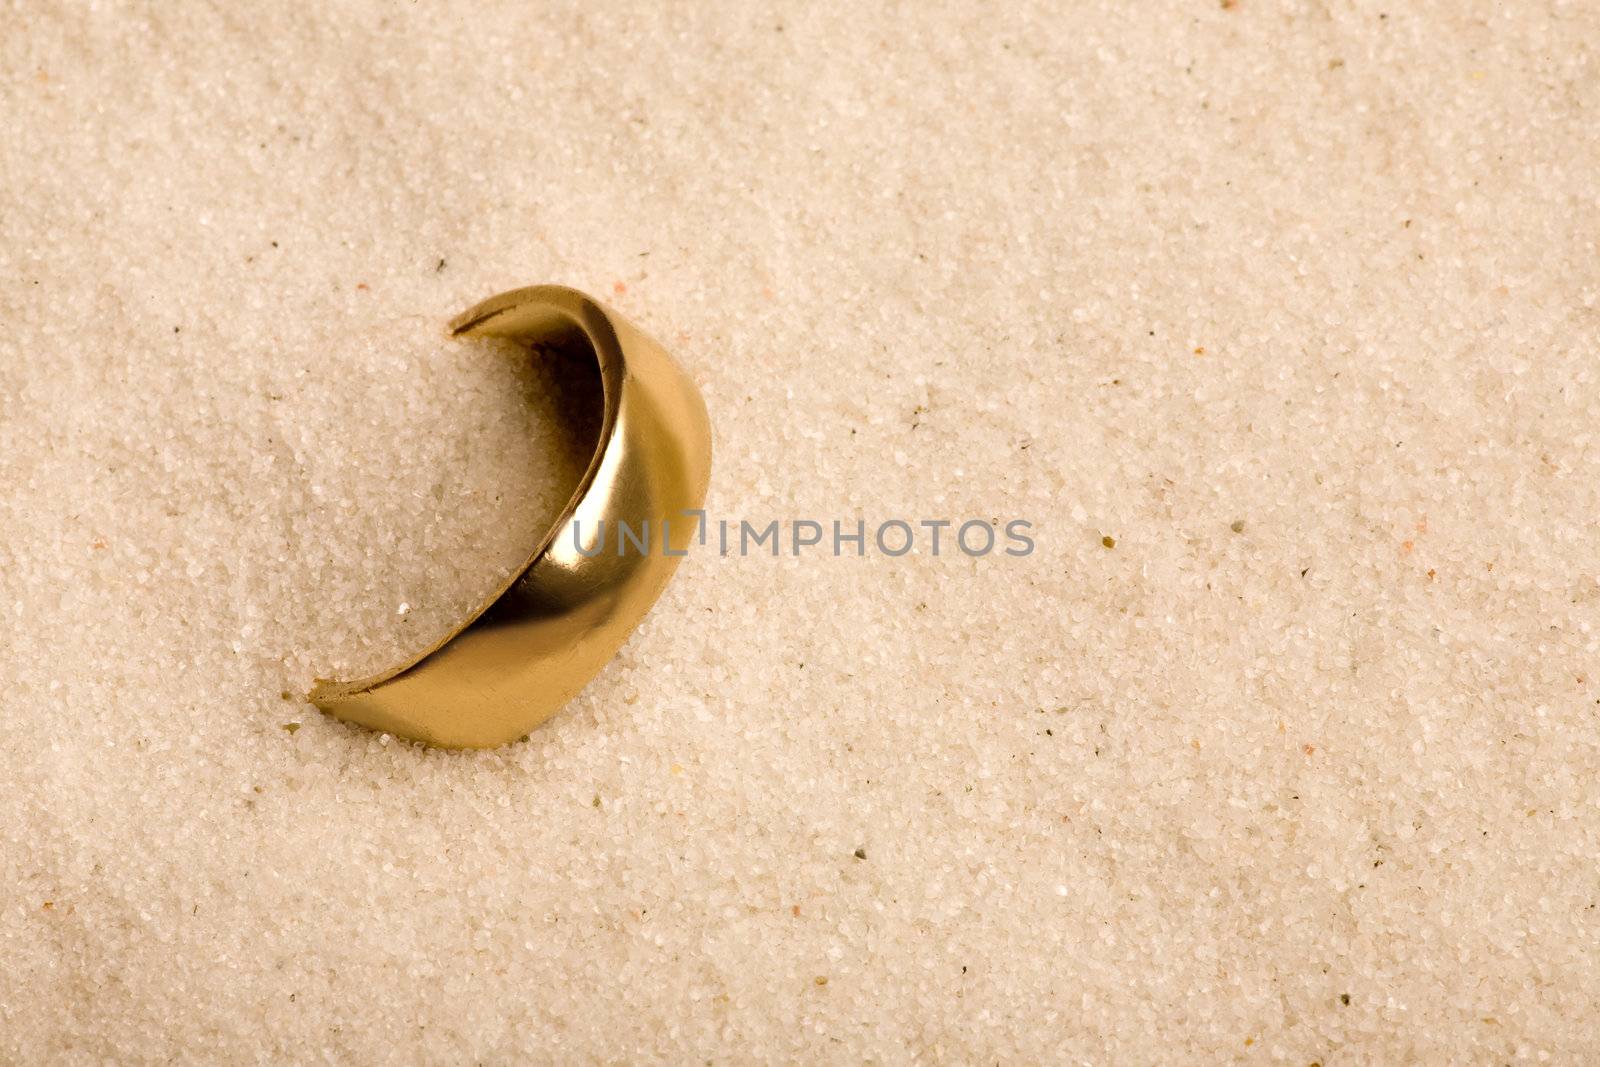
309 285 713 748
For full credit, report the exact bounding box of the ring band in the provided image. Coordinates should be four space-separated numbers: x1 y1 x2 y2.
309 285 713 748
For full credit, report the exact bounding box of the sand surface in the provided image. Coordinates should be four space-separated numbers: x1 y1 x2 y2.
4 2 1599 1062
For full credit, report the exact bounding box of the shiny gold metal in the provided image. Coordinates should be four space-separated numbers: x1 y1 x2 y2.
310 285 712 748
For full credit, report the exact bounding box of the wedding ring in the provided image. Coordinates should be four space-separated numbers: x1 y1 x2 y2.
309 285 713 748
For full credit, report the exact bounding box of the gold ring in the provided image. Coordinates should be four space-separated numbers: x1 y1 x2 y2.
309 285 713 748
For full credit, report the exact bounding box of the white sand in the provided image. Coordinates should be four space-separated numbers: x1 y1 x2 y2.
4 1 1599 1061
